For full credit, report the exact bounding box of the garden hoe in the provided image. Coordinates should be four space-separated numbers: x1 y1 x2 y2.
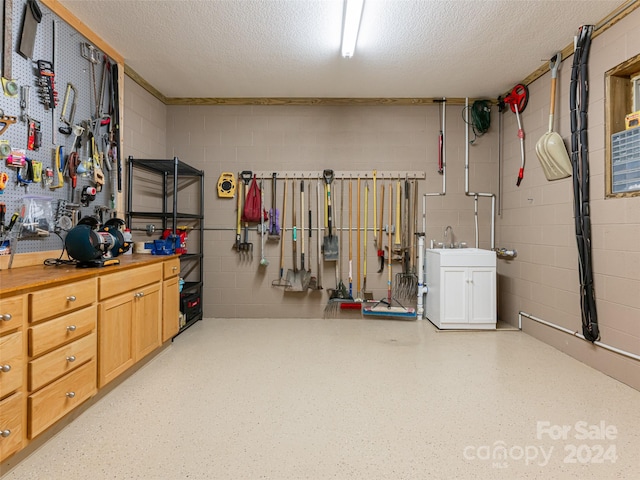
286 180 304 292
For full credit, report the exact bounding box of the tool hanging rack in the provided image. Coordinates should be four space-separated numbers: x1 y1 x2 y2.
251 171 426 180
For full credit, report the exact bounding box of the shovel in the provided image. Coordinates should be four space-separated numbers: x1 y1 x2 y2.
535 52 572 181
322 169 339 261
286 180 304 291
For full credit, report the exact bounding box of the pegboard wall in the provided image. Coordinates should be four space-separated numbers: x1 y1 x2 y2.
1 0 120 256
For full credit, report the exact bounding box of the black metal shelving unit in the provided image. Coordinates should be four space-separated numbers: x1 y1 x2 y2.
126 156 204 334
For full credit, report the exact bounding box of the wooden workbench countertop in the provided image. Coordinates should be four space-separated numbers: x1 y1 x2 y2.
0 254 178 297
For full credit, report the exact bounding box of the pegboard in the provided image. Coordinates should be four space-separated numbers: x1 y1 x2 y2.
1 0 120 256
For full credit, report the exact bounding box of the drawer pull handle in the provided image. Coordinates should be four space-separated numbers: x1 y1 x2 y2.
172 266 177 271
0 364 11 373
0 313 12 321
66 295 77 302
66 392 76 399
67 355 76 362
67 325 77 332
134 292 145 298
0 429 10 438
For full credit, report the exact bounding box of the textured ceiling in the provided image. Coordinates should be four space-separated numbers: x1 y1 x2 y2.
58 0 624 99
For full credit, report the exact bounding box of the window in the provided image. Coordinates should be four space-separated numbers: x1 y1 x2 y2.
605 53 640 198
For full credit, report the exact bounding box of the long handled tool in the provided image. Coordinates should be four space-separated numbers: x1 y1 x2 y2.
286 180 304 291
272 177 289 287
268 172 280 239
362 181 373 300
396 178 418 300
324 177 350 317
307 179 317 289
322 169 338 260
299 180 311 289
348 179 353 298
363 181 416 320
356 177 361 301
377 183 385 273
535 52 572 180
239 171 253 258
259 179 268 267
315 178 322 290
234 174 242 251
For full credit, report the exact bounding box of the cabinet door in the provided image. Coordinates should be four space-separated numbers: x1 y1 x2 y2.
0 392 24 461
162 277 179 342
468 268 496 324
0 295 26 335
0 331 23 398
134 282 161 361
98 293 135 388
441 268 467 324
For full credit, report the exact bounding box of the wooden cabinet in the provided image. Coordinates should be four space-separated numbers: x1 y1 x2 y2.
425 249 497 330
27 283 98 440
162 258 180 342
0 392 24 461
0 295 26 462
98 263 162 387
0 332 23 399
28 360 97 439
0 256 176 459
134 282 162 360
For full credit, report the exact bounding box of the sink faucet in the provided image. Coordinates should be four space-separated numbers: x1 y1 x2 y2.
443 226 454 248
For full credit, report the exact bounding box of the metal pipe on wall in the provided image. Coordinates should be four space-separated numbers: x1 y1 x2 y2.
519 311 640 363
464 97 496 249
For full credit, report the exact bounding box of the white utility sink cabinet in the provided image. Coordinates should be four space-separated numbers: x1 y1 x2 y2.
425 248 497 330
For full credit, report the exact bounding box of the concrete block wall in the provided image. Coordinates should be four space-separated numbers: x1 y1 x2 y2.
497 9 640 390
165 104 498 319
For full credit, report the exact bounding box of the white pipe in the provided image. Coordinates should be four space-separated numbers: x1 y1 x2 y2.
417 235 428 317
519 311 640 362
474 195 479 248
464 97 496 250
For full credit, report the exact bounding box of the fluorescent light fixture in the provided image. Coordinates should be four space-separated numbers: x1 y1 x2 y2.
341 0 364 58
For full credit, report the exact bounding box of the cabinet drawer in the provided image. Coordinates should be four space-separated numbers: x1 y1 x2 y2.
28 359 96 439
29 333 96 392
163 257 180 279
99 264 162 300
0 295 26 335
29 305 97 357
30 278 97 323
0 392 24 462
0 331 23 398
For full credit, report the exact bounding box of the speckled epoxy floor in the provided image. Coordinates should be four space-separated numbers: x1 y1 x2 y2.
3 317 640 480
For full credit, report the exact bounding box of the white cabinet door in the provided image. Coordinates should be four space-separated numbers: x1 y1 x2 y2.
468 268 496 324
442 268 467 324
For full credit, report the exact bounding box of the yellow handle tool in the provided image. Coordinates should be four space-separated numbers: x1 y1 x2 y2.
50 146 64 189
395 180 401 246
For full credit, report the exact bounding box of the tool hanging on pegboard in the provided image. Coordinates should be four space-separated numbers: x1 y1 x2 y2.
36 60 58 110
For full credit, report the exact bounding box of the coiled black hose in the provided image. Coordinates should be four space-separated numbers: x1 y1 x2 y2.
570 25 599 342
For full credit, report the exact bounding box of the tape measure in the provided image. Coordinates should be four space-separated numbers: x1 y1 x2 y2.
217 172 236 198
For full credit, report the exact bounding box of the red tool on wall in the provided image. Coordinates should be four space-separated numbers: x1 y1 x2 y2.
499 84 529 186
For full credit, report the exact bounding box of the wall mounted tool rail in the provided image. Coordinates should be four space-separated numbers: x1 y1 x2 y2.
251 171 425 180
